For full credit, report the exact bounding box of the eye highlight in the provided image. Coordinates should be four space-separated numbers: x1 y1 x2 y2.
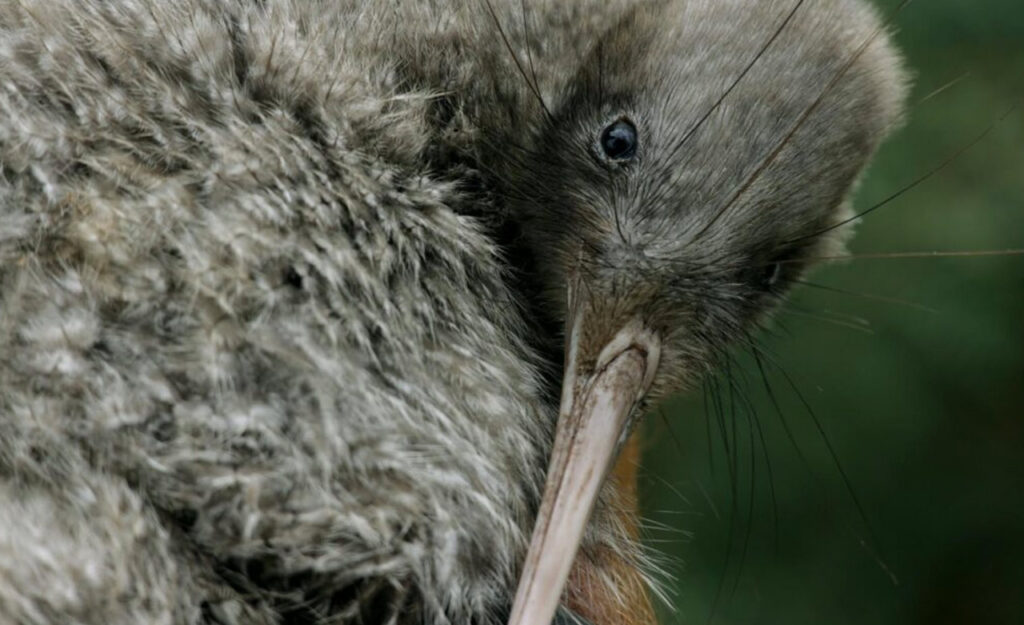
599 119 638 161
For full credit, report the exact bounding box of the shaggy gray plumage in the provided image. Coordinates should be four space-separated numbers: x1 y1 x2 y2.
0 0 906 624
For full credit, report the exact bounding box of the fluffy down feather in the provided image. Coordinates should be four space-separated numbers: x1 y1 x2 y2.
0 0 588 622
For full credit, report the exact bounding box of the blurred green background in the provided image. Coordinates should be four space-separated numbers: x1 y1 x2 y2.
640 1 1024 624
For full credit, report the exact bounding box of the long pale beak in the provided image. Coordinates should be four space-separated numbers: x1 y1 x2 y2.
508 308 661 625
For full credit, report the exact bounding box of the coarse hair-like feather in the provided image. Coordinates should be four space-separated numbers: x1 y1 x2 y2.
0 0 906 623
0 0 557 622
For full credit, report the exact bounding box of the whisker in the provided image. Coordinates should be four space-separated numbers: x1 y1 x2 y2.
746 342 781 555
786 248 1024 263
918 71 972 105
518 0 545 114
723 356 758 600
641 244 1024 279
703 368 739 625
690 0 913 241
750 348 817 484
778 307 875 335
694 477 723 523
640 422 696 517
789 104 1019 244
793 279 938 314
701 381 716 478
640 0 808 221
661 0 808 168
749 346 895 586
656 407 692 488
709 375 732 484
755 348 893 581
479 0 553 122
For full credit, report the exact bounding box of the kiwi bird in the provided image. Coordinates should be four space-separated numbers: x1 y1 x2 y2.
0 1 906 625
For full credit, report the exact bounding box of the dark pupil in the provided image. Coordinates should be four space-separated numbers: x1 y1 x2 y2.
600 120 637 160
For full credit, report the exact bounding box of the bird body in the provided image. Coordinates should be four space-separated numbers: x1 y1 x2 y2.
0 1 555 622
0 1 906 624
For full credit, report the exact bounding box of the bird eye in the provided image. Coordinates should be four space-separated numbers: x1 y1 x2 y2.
599 119 638 161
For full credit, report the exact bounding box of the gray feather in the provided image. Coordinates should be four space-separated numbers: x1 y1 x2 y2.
0 0 906 623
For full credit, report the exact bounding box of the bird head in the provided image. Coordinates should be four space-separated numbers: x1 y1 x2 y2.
503 2 907 623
